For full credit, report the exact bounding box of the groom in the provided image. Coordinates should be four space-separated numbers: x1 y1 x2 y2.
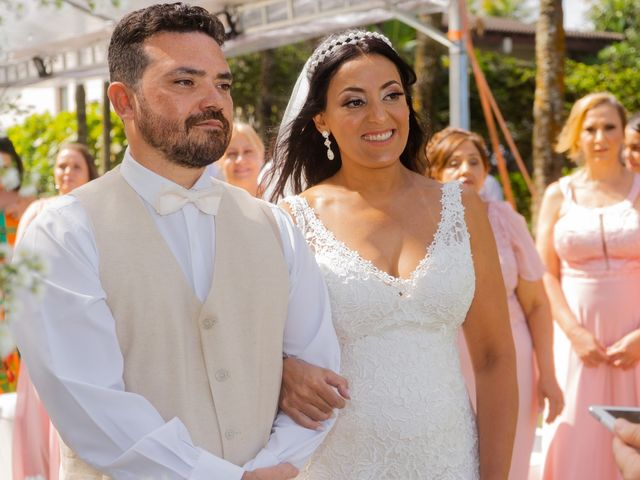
12 3 339 479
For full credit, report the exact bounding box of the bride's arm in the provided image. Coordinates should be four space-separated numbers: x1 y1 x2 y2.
461 188 517 479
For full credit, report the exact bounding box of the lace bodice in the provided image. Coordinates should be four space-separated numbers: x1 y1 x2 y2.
285 181 479 479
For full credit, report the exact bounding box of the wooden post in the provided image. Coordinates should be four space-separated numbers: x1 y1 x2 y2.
532 0 565 226
75 83 87 145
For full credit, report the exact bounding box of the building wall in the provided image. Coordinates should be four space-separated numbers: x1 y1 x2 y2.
1 77 106 132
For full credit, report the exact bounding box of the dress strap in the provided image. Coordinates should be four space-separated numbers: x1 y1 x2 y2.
626 174 640 203
283 195 316 238
557 176 575 202
439 181 470 246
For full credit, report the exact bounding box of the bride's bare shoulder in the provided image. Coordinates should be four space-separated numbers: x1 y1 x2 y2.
299 184 346 211
409 172 450 200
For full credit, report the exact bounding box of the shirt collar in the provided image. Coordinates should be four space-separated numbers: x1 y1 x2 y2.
120 149 220 208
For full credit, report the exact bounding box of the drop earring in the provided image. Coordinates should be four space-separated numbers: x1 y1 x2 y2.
322 130 335 161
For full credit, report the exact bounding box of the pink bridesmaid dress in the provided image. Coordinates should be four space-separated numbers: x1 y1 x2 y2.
542 174 640 480
459 200 544 480
12 363 59 480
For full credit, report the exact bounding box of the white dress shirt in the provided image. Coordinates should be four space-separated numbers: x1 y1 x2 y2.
12 151 340 479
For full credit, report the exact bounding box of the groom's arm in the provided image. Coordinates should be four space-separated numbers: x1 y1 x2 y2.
243 206 341 470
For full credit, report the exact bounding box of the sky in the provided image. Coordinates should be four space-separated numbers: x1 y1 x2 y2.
562 0 591 30
523 0 591 30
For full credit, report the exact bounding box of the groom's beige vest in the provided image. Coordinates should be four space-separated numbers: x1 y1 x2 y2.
61 167 289 478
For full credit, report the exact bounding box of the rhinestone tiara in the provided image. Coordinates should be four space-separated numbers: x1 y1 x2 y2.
308 30 395 77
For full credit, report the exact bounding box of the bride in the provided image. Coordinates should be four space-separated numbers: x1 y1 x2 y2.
267 30 518 478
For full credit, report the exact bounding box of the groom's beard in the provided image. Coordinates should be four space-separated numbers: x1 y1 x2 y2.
136 94 231 169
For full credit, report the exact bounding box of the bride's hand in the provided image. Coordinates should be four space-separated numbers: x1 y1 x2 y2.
280 357 350 430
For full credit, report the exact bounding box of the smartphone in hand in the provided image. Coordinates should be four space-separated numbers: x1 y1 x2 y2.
589 405 640 432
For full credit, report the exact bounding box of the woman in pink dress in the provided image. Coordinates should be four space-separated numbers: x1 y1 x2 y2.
13 143 98 480
537 92 640 479
427 127 564 480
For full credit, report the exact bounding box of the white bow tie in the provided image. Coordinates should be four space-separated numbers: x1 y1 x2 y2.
154 182 223 216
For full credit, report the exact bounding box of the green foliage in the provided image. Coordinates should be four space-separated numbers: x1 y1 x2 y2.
564 59 640 113
431 50 536 166
596 31 640 70
588 0 640 69
6 102 125 195
466 0 533 20
380 20 418 63
228 42 312 133
588 0 640 33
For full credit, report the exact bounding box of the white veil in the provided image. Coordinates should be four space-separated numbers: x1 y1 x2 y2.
258 57 312 202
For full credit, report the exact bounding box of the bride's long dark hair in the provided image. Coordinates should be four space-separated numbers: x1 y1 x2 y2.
266 31 426 202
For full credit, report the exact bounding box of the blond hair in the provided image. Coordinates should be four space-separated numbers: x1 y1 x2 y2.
555 92 626 162
425 127 490 179
229 121 265 158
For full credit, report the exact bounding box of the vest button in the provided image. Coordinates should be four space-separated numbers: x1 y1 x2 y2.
202 317 217 330
225 429 237 440
215 368 229 382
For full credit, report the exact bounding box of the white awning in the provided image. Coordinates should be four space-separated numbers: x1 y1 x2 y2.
0 0 448 88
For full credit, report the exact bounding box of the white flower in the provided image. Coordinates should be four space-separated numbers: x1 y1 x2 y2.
1 167 20 191
0 247 47 319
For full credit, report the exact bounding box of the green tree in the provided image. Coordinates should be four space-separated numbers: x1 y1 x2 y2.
588 0 640 33
467 0 533 19
588 0 640 69
228 41 312 141
6 102 125 195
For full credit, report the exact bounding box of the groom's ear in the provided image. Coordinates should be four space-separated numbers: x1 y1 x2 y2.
312 113 328 133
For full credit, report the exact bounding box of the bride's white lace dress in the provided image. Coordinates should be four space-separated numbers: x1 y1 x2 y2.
285 181 479 479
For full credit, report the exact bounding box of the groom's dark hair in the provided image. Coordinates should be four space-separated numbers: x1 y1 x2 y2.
108 3 226 88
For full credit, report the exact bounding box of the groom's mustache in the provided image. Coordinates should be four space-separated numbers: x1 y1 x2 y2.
185 109 230 136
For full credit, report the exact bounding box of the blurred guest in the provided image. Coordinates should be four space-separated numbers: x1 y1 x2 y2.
0 138 31 248
427 127 563 480
0 137 32 395
220 122 265 197
624 113 640 174
16 143 98 242
536 92 640 479
13 142 97 480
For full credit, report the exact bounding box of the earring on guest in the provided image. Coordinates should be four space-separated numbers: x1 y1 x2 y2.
322 131 335 161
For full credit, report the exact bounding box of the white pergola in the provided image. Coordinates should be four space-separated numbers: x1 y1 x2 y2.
0 0 469 126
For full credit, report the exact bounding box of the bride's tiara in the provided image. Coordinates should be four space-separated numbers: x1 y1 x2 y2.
308 30 395 76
